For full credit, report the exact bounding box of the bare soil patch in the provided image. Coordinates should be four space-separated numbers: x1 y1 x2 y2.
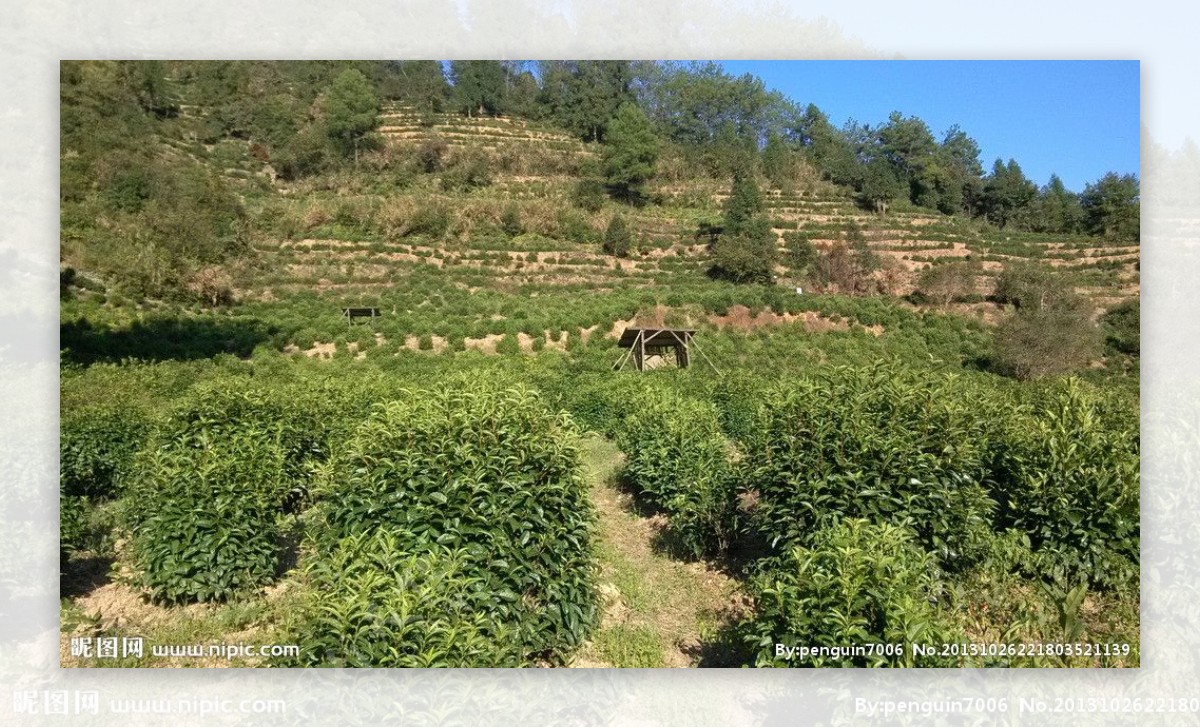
303 342 335 359
464 333 505 354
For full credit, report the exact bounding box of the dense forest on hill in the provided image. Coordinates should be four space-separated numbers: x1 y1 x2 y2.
60 60 1141 668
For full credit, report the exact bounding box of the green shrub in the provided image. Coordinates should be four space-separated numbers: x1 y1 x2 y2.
616 388 738 557
501 203 524 237
993 263 1063 311
441 149 492 192
992 299 1102 380
746 519 961 667
174 382 370 506
987 380 1139 589
746 365 996 570
60 490 89 561
706 374 768 447
709 216 777 284
315 384 597 660
572 177 606 212
273 124 331 180
284 529 520 667
602 215 632 258
1102 298 1139 357
916 261 979 306
128 423 288 603
408 202 452 239
783 231 817 274
558 210 598 245
560 376 627 435
496 333 520 355
416 137 448 173
60 404 154 499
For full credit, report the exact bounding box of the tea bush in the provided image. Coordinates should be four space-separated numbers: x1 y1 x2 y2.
615 388 738 557
553 375 623 435
173 381 372 510
746 519 962 666
987 380 1139 589
746 365 997 570
705 374 768 448
1101 298 1139 357
60 489 89 561
285 529 520 667
315 384 597 660
128 424 288 603
60 403 154 499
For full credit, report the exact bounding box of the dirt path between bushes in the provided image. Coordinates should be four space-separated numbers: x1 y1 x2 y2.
570 436 751 668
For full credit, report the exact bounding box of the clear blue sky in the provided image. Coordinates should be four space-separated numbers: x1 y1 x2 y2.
719 61 1140 194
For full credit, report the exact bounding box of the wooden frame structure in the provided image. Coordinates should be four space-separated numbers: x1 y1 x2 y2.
342 307 380 327
612 327 720 374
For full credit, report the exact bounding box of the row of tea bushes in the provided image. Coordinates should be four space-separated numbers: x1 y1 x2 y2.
740 367 1139 590
127 424 289 602
60 403 156 501
986 380 1140 589
747 519 963 667
121 381 378 603
746 366 998 572
593 364 1138 665
74 369 599 665
60 402 158 563
615 386 738 558
294 385 597 664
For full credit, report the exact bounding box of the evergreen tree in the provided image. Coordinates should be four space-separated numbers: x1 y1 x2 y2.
503 63 542 120
938 124 984 214
389 61 449 118
1031 174 1084 234
711 165 775 283
723 166 763 236
858 156 905 214
603 214 633 257
784 232 817 274
449 61 506 117
601 102 659 201
761 131 791 189
794 104 860 186
118 60 177 118
981 159 1037 229
710 215 777 284
537 61 633 141
878 111 938 202
1081 172 1140 241
325 69 379 164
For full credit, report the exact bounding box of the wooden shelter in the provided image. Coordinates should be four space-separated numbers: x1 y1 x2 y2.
612 327 719 373
342 307 380 326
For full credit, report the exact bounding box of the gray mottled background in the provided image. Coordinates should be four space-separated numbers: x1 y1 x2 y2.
1 1 1195 725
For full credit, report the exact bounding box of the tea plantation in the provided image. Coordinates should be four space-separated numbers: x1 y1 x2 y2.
59 61 1139 667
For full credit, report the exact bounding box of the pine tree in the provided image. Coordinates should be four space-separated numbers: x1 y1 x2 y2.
325 69 379 165
723 167 762 236
601 103 659 201
761 131 790 189
1081 172 1140 241
449 61 506 117
603 214 633 257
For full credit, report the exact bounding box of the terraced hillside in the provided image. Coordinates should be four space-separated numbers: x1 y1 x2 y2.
166 103 1134 361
